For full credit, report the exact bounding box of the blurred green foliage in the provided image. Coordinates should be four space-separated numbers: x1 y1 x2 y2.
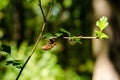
0 0 94 80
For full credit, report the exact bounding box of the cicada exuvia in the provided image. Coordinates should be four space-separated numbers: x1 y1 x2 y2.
42 39 56 50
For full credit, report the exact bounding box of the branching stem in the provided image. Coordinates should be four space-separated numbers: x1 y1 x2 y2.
15 0 53 80
15 0 98 80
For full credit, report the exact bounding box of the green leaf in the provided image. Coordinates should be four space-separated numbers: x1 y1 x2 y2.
99 33 109 39
60 28 71 37
95 16 109 39
5 60 23 69
95 31 101 37
96 16 109 31
12 60 22 66
69 36 81 44
55 33 63 37
74 38 81 44
5 60 13 65
48 1 53 7
95 31 109 39
1 44 11 54
43 33 53 39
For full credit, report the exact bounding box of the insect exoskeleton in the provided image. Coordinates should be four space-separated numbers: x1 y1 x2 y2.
42 39 56 50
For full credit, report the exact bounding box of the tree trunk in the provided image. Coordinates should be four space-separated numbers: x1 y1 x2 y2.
92 0 120 80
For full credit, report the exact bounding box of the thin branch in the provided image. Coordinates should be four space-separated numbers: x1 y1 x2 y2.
15 1 53 80
51 36 98 40
38 0 46 22
63 36 98 39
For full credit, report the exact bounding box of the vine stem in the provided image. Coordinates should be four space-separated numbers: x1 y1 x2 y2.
15 0 53 80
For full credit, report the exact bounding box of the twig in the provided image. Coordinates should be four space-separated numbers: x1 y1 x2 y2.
51 36 98 40
15 0 53 80
38 0 46 22
63 36 98 39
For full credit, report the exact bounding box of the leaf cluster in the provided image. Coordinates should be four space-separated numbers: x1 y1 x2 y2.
43 28 81 44
0 44 23 69
95 16 109 39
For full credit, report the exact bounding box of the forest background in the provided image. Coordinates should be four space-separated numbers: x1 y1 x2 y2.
0 0 119 80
